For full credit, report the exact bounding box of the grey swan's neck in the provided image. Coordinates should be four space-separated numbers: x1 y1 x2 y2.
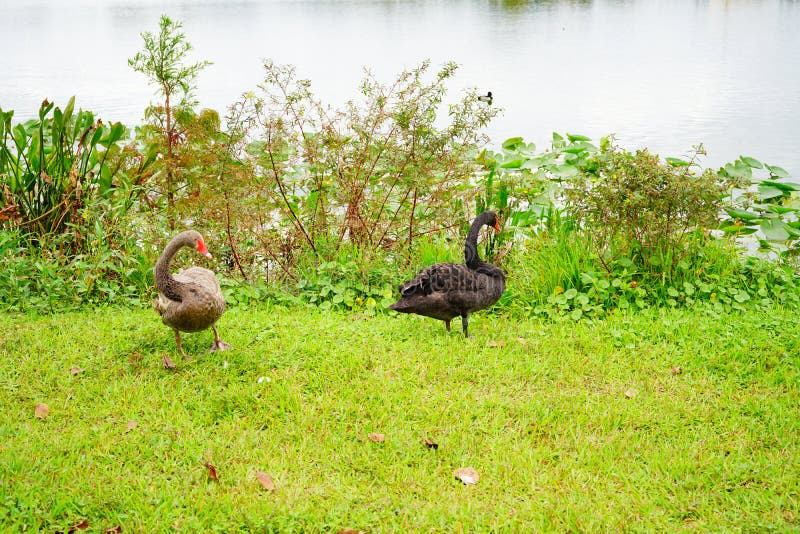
155 237 189 302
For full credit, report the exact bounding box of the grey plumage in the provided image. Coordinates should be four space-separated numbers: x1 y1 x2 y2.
153 230 228 356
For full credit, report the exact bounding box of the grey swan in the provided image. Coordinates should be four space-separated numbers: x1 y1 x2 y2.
153 230 229 356
389 211 505 337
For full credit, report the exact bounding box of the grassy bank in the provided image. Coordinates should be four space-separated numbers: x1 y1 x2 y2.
1 305 798 532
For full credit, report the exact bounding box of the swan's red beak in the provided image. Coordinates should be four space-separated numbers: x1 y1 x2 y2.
196 238 212 259
493 221 501 232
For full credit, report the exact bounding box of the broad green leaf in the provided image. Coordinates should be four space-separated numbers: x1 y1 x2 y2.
500 158 524 169
718 221 758 235
757 185 785 200
566 133 591 142
740 155 763 169
761 180 799 192
551 164 579 178
760 218 790 241
564 288 578 300
665 157 690 167
501 137 524 150
767 204 798 215
733 292 750 303
63 96 75 123
765 164 790 178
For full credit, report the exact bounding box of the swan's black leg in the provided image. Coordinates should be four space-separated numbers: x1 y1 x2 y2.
461 315 469 338
445 319 451 333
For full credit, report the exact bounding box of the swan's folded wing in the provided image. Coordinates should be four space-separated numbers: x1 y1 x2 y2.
399 263 472 296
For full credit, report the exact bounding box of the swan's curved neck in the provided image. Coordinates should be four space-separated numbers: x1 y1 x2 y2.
464 215 486 269
155 238 187 301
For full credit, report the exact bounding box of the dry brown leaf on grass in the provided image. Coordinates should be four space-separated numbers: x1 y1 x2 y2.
205 461 219 481
104 527 122 534
624 388 637 399
368 432 385 443
337 529 365 534
670 366 683 375
34 403 49 419
56 519 89 533
421 438 439 450
487 340 505 348
69 366 82 376
126 421 138 432
256 471 275 491
454 467 480 485
516 337 528 345
162 356 176 369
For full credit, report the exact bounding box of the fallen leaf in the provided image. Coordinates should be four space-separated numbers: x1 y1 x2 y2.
57 519 89 533
337 530 365 534
104 527 122 534
421 438 439 450
69 366 82 376
516 337 528 345
367 432 385 443
126 420 138 432
34 403 49 420
670 366 683 375
205 461 218 481
454 467 480 485
162 356 176 369
256 471 275 491
71 519 89 531
624 388 637 399
487 340 505 348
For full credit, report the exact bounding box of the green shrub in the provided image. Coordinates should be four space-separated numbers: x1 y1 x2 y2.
0 98 150 248
566 144 726 277
0 229 151 312
221 59 499 278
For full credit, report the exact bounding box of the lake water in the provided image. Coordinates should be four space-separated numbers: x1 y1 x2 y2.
2 0 799 175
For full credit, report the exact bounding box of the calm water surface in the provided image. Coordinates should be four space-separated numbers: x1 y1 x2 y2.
2 0 799 174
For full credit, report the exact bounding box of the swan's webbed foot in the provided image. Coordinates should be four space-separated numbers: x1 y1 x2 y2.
210 325 230 352
210 340 230 352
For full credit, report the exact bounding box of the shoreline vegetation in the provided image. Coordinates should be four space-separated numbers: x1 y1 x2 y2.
1 14 799 531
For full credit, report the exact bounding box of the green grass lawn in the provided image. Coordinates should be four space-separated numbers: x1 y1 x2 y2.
1 304 798 532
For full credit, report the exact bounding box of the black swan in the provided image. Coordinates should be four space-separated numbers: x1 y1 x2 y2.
389 211 505 337
153 230 228 356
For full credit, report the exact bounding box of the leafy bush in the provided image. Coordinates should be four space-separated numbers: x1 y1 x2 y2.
129 14 212 229
0 229 152 312
0 98 151 249
566 143 727 276
220 59 499 278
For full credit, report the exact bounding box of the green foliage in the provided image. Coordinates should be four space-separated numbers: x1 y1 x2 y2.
566 143 726 276
0 229 152 312
475 132 598 260
718 154 800 256
129 14 212 228
0 98 148 245
508 226 800 319
224 59 499 276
